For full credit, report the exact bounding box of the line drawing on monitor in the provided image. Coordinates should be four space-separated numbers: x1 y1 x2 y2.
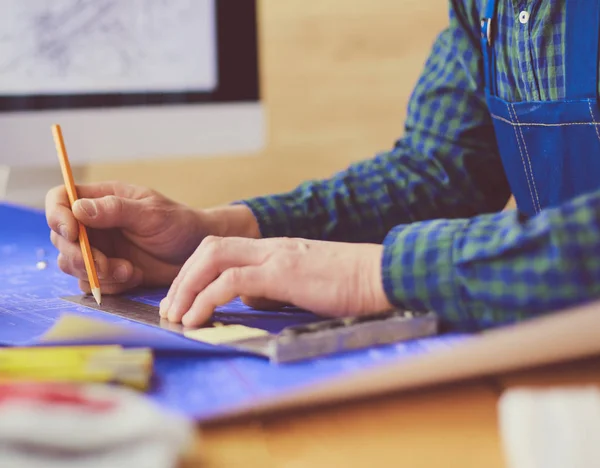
0 0 263 167
0 0 218 95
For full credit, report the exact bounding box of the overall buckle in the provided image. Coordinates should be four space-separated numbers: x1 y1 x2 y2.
481 18 492 46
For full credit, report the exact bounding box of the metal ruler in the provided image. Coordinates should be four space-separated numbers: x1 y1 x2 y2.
61 294 439 363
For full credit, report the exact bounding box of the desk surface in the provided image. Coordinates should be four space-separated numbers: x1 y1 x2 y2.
3 203 598 466
183 356 600 468
0 202 470 422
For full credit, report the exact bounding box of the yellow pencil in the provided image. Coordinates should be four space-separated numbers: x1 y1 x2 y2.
51 124 102 305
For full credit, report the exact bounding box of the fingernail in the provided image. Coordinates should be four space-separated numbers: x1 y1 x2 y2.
182 314 193 327
58 224 69 239
113 265 128 282
159 298 169 317
79 199 97 218
167 303 180 322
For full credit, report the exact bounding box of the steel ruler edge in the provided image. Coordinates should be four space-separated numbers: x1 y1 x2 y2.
60 294 439 363
59 294 273 356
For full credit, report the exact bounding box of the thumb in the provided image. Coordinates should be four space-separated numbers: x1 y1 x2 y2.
73 196 142 230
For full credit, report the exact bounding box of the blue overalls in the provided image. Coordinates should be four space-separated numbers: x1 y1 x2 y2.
481 0 600 217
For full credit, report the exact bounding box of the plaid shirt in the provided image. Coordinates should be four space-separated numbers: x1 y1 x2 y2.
241 0 600 331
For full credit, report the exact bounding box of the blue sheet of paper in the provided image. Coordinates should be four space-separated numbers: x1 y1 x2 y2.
0 202 469 421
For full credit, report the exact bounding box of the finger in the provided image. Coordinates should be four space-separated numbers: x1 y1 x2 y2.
162 236 230 301
74 181 138 200
51 231 110 279
78 266 143 295
160 239 215 316
158 252 200 317
50 231 113 279
160 236 289 318
181 266 271 327
45 185 79 242
164 236 289 307
45 182 129 241
72 195 149 231
164 237 267 323
56 248 136 285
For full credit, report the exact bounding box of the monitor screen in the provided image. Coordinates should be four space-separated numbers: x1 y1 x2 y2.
0 0 262 167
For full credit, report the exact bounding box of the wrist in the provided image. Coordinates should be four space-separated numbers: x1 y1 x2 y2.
200 204 261 239
366 244 393 313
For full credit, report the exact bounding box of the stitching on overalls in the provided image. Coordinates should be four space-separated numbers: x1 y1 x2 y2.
510 103 542 213
505 102 538 214
491 114 600 127
587 101 600 144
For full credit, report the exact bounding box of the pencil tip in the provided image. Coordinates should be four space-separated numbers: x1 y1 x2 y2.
92 288 102 305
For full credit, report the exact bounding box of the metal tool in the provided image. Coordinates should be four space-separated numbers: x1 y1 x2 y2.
61 294 439 363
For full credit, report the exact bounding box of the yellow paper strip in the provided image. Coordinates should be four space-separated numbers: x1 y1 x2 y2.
184 324 269 344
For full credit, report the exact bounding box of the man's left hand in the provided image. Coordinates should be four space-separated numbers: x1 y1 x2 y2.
158 236 392 327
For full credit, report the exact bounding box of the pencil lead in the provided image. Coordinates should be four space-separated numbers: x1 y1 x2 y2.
92 288 102 305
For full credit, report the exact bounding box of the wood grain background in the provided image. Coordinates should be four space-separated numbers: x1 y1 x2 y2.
83 0 452 208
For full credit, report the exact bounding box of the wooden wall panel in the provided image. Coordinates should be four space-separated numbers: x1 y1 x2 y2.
83 0 450 208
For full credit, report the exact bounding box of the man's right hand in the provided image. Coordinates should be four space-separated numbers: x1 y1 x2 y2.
45 181 260 295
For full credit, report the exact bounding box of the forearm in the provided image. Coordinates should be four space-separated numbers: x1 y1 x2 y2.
241 133 510 243
240 2 511 243
382 190 600 331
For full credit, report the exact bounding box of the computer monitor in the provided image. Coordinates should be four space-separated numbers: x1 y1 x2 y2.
0 0 263 168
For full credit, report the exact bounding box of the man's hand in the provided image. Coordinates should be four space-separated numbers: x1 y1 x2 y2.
45 181 260 294
158 236 393 327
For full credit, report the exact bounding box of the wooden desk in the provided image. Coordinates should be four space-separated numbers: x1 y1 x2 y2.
180 356 600 467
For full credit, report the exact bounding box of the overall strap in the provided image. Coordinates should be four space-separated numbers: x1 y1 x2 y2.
481 0 499 96
565 0 600 99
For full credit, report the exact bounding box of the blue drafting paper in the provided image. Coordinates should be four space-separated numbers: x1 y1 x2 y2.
0 202 469 421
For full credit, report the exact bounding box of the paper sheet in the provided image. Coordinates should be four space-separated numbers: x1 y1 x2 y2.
183 324 269 344
0 166 9 200
39 314 160 345
36 313 269 350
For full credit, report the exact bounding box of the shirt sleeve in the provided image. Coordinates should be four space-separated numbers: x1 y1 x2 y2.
240 0 511 243
382 188 600 331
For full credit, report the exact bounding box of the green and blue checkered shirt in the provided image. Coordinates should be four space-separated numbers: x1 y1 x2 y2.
241 0 600 330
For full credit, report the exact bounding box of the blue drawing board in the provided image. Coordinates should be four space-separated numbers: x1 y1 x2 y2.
0 202 469 421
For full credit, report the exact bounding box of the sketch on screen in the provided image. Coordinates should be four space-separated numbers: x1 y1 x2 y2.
0 0 218 95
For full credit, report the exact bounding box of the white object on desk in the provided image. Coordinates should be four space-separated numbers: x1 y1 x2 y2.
0 382 194 468
498 385 600 468
0 165 83 209
0 165 9 199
